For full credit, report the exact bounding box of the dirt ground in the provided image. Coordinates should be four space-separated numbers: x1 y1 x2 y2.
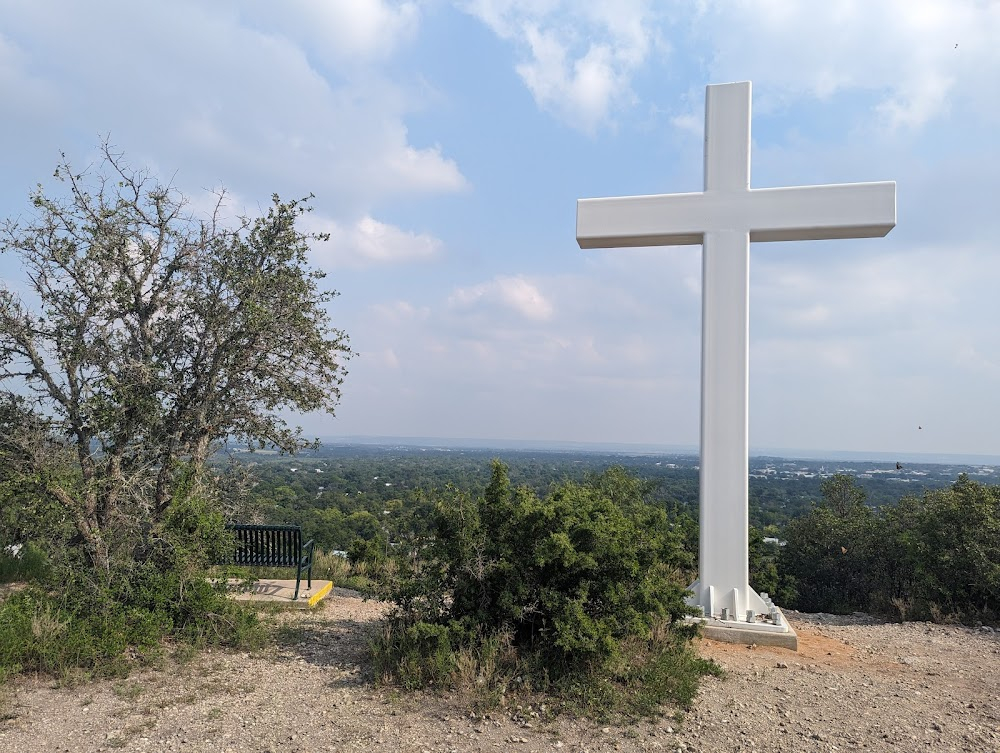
2 589 998 752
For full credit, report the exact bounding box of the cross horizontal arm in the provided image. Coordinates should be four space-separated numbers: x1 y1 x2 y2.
747 182 896 242
576 180 895 249
577 191 706 248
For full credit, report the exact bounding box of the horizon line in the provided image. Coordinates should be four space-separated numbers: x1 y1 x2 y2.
312 435 1000 466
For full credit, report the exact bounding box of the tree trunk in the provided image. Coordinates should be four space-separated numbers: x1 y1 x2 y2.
48 484 111 572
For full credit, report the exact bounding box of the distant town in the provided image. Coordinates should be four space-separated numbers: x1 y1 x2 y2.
301 436 1000 487
228 439 1000 523
747 456 999 485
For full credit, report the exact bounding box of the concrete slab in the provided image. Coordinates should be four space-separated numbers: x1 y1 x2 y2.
688 605 799 650
701 623 799 651
221 578 333 609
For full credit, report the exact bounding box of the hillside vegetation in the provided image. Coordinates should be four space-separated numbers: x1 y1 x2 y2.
220 445 1000 627
5 439 998 707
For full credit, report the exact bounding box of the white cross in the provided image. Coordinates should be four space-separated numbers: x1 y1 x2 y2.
576 81 895 624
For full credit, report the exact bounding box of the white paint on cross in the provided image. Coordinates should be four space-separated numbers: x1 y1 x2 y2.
576 81 895 624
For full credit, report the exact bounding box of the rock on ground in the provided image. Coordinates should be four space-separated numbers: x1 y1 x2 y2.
1 591 998 752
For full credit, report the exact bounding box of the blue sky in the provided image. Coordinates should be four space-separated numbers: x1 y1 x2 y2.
2 0 999 457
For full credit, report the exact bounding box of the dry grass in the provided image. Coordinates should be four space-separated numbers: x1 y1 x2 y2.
31 603 69 642
0 684 15 723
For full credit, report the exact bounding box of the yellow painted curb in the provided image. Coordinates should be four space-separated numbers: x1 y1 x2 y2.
307 580 333 607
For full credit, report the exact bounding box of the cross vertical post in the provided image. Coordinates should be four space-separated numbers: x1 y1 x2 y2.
698 83 760 619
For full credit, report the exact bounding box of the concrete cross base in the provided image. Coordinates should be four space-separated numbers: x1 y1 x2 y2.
686 583 797 649
687 579 772 619
690 611 799 650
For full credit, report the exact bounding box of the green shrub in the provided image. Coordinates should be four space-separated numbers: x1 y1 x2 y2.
0 560 266 683
748 526 796 605
371 620 458 690
553 627 721 718
0 587 129 679
370 462 712 717
0 492 266 684
347 536 384 566
887 476 1000 622
312 550 369 591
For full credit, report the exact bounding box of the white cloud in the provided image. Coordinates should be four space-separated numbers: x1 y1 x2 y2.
463 0 1000 134
789 303 831 327
957 343 1000 379
753 246 965 339
515 31 622 132
0 1 467 222
335 262 705 444
696 0 1000 130
376 348 401 369
742 237 1000 453
462 0 660 132
381 135 468 194
0 33 56 112
670 112 702 136
305 214 444 268
245 0 421 64
371 300 431 323
449 275 554 321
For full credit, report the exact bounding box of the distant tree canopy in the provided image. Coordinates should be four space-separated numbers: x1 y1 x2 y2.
0 144 352 572
780 473 1000 623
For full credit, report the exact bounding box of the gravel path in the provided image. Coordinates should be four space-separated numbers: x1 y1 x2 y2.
2 591 998 752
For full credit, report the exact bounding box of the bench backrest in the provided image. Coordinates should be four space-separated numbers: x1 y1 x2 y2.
228 524 303 567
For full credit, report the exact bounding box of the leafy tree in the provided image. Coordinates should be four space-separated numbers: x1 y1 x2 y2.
819 473 868 516
888 475 1000 620
0 144 352 572
778 472 1000 623
779 474 880 613
748 525 795 605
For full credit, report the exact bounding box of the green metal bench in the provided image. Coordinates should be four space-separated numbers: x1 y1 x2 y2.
226 524 314 600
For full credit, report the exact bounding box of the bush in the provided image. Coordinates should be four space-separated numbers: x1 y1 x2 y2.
560 627 721 717
370 462 712 717
0 565 265 683
311 550 369 592
371 620 459 690
0 587 119 680
0 492 266 684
